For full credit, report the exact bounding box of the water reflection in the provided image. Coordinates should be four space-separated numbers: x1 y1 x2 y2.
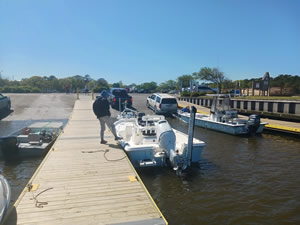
138 117 300 225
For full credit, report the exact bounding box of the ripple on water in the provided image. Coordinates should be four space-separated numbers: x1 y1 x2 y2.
139 119 300 225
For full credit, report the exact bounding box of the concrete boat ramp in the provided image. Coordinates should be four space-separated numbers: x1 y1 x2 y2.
4 96 167 225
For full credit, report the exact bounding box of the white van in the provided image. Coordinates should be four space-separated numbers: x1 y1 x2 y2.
146 93 178 114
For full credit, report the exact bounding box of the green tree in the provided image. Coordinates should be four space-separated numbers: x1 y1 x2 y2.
112 81 123 88
158 80 177 92
94 78 109 92
84 74 92 83
177 74 193 89
222 79 234 90
59 77 73 92
196 67 226 93
166 80 177 90
138 82 157 92
158 82 168 91
47 75 59 91
0 76 10 87
20 76 47 91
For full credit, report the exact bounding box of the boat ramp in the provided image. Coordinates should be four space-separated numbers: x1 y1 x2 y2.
3 96 167 225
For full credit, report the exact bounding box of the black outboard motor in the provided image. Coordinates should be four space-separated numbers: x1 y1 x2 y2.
247 115 261 135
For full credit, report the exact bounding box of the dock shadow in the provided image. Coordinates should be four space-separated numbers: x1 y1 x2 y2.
107 143 123 149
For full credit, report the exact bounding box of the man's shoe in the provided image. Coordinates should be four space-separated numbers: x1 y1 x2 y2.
115 136 121 141
100 140 107 144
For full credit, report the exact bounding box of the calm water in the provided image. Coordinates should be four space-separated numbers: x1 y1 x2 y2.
138 117 300 225
2 118 300 225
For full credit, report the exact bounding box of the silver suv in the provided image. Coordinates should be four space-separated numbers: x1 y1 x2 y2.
146 93 178 114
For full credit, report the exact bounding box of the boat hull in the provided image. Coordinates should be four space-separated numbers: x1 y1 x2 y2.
0 138 56 159
0 174 11 223
124 143 205 168
17 140 55 158
0 121 63 159
123 144 164 168
179 113 265 135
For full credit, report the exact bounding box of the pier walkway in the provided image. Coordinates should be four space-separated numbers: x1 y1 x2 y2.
178 101 300 135
4 96 167 225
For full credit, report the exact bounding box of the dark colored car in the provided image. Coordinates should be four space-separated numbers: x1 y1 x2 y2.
108 88 133 109
197 86 216 93
0 93 11 115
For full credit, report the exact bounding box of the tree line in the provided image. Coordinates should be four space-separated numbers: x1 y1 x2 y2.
0 68 299 95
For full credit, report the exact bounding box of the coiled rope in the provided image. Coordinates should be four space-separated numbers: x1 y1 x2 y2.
81 149 126 161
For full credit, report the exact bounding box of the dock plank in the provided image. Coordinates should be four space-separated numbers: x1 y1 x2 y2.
4 96 167 225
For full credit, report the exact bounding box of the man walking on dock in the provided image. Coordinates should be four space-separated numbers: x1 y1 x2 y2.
93 90 120 144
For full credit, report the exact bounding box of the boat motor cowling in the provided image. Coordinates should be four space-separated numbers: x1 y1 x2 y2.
247 115 261 135
156 120 176 154
156 120 186 171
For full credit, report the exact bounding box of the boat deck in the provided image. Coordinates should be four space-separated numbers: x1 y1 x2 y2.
4 96 167 225
178 101 300 135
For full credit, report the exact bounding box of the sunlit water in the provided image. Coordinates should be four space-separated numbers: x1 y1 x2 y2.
138 117 300 225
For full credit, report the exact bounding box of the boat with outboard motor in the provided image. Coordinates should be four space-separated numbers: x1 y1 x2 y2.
177 95 267 135
0 172 10 223
114 107 206 173
0 122 63 159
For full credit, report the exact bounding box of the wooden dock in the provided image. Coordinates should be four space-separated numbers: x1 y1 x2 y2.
4 96 167 225
178 101 300 135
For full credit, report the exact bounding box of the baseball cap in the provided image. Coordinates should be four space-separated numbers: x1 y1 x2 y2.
101 90 110 98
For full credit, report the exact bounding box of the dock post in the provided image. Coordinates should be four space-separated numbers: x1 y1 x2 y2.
187 106 196 165
92 89 95 100
77 88 79 100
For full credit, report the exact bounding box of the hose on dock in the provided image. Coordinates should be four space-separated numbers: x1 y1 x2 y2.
81 149 126 162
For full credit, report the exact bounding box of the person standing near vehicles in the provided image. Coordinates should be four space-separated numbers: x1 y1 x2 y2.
93 90 120 144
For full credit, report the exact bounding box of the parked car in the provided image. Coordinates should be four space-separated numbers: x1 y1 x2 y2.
108 88 133 109
0 94 11 114
146 93 178 114
197 86 216 93
168 90 177 94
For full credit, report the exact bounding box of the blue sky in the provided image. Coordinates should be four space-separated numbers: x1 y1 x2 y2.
1 0 299 84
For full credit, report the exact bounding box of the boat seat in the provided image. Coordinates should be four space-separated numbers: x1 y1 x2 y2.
28 133 42 145
142 128 156 136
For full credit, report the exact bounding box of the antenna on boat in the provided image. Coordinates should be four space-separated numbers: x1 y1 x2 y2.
187 106 196 165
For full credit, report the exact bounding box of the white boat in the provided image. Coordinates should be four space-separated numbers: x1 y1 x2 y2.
0 122 63 159
177 95 267 135
0 172 11 223
114 108 206 172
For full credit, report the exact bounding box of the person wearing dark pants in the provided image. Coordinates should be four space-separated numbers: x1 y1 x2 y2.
93 90 120 144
